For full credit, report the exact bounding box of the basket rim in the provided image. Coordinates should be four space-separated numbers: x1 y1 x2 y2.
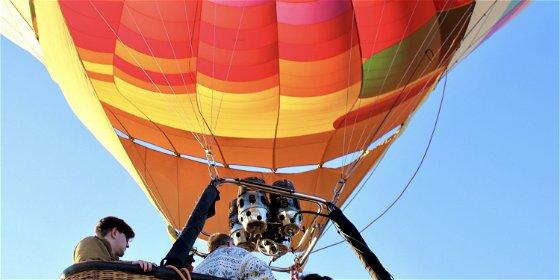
60 261 225 280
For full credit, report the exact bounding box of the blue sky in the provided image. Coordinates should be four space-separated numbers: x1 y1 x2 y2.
1 2 558 279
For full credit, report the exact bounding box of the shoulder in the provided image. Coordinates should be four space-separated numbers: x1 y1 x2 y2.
239 250 275 280
193 247 246 277
226 246 251 257
239 248 260 263
76 236 102 247
74 236 114 263
79 236 99 242
209 246 251 259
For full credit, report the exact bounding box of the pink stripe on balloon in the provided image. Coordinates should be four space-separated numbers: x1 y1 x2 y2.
209 0 272 7
277 0 352 25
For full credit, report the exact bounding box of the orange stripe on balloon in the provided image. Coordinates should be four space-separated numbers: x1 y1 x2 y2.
113 67 195 95
115 41 196 74
196 56 279 82
197 73 279 94
279 48 362 97
76 47 114 65
278 79 361 99
86 71 114 83
114 55 196 87
196 41 279 68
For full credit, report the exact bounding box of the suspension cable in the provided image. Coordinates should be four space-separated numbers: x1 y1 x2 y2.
312 69 449 254
88 0 208 152
339 0 474 183
205 148 220 179
449 1 498 69
317 0 460 243
340 0 419 178
340 7 357 171
125 3 209 149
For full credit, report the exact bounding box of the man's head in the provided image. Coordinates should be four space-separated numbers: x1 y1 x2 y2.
207 233 233 253
96 216 135 258
300 274 333 280
243 177 265 184
238 177 266 195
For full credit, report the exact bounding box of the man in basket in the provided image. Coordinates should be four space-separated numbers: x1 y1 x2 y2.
74 216 157 272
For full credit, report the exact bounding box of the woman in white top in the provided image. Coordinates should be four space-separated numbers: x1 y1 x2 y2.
194 233 276 280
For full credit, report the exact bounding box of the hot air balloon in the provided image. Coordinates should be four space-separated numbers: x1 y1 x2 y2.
1 0 530 279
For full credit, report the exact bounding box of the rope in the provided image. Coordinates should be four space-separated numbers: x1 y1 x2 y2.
123 3 208 150
155 1 210 147
339 0 471 183
312 69 449 254
343 0 423 167
87 0 208 152
363 69 448 232
449 1 498 69
165 265 188 280
209 4 217 142
205 149 220 179
181 267 193 280
337 0 474 211
89 1 251 179
331 178 347 205
341 8 357 171
290 264 301 280
325 6 475 241
210 2 248 136
340 0 388 173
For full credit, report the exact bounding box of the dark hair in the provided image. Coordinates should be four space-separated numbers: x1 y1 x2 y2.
272 179 295 190
243 177 265 184
238 177 266 195
300 274 332 280
207 233 233 253
95 216 135 240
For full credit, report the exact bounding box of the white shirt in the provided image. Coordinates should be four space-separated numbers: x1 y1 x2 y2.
194 246 276 280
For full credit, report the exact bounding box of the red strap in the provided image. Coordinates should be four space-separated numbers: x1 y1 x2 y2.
290 264 301 280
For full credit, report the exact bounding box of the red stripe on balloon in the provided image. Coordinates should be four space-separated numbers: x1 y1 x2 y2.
114 55 196 88
333 74 438 129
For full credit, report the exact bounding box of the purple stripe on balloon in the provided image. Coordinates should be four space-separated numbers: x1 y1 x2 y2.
481 0 530 43
277 0 352 25
209 0 272 7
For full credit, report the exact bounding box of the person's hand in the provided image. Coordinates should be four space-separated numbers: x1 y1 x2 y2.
132 260 158 272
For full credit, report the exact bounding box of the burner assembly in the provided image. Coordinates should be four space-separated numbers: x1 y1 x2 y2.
228 179 303 257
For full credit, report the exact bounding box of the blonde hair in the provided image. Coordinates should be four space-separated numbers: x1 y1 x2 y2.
207 233 233 252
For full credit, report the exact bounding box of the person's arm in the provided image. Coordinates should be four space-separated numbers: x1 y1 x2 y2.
75 237 157 272
121 260 158 272
240 255 276 280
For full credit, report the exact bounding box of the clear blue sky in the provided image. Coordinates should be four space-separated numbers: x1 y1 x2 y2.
1 2 558 279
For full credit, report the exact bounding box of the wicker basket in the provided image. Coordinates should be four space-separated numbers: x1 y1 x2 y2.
60 261 224 280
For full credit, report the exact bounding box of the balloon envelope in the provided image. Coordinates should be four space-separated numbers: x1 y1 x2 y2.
1 0 529 245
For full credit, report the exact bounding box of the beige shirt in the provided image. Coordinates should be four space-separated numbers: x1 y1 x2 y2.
73 236 118 263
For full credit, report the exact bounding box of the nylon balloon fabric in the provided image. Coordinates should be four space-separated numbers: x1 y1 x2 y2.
4 0 530 246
